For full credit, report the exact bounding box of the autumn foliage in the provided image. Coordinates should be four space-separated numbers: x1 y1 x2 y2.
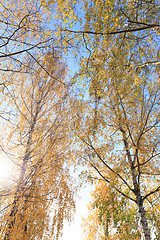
0 0 159 240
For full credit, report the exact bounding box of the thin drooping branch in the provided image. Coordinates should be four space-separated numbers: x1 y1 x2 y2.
90 161 136 202
77 134 134 194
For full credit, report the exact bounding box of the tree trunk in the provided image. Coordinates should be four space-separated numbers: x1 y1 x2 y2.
137 200 151 240
4 106 40 240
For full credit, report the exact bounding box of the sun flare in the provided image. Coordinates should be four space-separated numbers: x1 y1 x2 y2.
0 156 12 184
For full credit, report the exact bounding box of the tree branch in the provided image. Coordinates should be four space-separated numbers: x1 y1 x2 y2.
61 23 160 36
143 186 160 201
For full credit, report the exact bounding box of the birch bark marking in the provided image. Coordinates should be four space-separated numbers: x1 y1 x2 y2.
137 196 151 240
121 128 151 240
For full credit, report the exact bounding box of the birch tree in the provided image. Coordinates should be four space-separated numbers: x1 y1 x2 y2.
74 47 159 239
0 52 75 240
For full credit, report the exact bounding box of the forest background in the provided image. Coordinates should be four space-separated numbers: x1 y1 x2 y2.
0 0 159 240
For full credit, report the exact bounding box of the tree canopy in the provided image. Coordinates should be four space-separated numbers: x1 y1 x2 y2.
0 0 159 239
